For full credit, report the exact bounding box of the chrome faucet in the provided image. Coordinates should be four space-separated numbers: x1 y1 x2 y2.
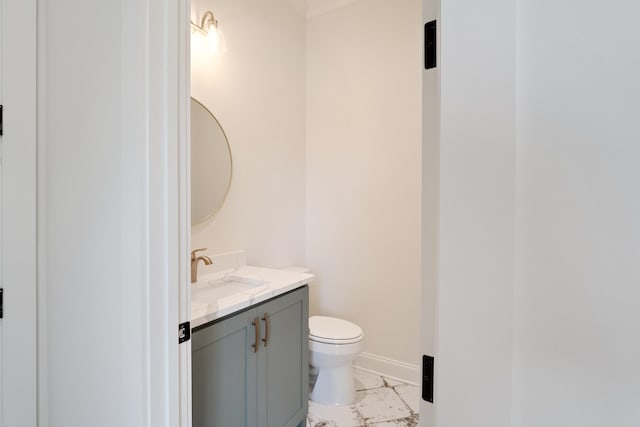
191 248 213 283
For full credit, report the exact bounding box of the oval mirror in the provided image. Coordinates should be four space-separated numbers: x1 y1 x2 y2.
191 97 232 224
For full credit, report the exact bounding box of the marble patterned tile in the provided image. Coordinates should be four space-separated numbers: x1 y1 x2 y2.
306 418 338 427
369 417 419 427
307 400 364 427
354 387 412 424
354 368 385 391
308 373 420 427
381 376 404 387
393 383 420 414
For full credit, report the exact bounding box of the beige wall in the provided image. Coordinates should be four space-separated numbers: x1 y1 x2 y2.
191 0 307 268
306 0 423 379
191 0 424 381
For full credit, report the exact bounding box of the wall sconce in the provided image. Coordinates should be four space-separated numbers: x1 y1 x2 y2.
192 11 219 54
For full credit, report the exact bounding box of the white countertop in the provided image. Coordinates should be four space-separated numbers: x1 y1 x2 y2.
191 265 313 328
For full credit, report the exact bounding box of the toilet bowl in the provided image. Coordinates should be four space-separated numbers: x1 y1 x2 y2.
309 316 364 406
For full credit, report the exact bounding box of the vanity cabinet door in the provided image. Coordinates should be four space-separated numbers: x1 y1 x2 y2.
258 286 309 427
192 285 309 427
192 308 259 427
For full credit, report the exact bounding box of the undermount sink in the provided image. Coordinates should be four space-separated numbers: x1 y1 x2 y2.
192 275 271 305
223 274 268 287
191 272 269 305
189 253 314 327
192 282 247 302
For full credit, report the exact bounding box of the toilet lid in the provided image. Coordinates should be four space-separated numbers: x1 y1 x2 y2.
309 316 363 344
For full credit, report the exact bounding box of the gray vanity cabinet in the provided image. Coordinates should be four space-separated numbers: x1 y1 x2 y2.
192 304 259 427
192 286 309 427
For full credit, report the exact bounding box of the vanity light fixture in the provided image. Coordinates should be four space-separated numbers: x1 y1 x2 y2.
191 11 219 53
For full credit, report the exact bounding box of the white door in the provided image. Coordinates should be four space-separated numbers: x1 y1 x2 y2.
0 0 37 425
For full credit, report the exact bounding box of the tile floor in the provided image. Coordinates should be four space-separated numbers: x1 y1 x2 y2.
307 368 420 427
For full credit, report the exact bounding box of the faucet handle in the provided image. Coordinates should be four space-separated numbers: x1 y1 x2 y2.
191 248 208 260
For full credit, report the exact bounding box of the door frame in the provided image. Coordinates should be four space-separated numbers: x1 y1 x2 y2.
146 0 192 424
0 0 37 425
178 0 192 425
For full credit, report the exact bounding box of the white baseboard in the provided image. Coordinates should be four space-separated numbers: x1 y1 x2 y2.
354 352 420 386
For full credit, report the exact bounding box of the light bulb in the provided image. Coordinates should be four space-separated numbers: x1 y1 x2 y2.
207 27 219 54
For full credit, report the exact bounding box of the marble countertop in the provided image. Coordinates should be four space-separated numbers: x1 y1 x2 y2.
191 265 313 328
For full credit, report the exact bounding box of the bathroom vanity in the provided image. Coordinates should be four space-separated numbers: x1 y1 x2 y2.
191 258 312 427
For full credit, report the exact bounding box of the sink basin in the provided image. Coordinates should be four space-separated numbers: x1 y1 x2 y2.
224 274 268 287
192 282 249 302
190 260 314 327
192 276 271 306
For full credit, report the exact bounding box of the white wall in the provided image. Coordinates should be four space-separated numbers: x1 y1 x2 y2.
512 1 640 425
190 0 307 268
306 0 423 380
435 0 516 425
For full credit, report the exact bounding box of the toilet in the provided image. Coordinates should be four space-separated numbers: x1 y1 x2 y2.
308 316 364 406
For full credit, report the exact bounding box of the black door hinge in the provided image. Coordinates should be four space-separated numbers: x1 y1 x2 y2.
422 354 434 402
1 105 4 136
0 288 4 318
179 321 191 344
424 20 437 70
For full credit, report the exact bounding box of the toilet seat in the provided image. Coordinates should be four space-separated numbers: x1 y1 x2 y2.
309 316 364 345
